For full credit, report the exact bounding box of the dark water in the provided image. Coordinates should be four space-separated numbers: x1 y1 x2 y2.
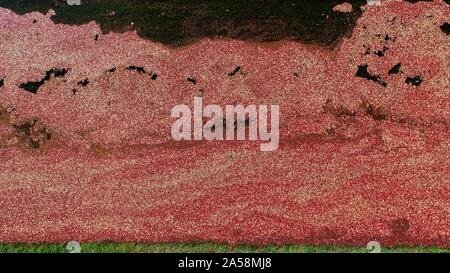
0 0 445 47
0 0 368 47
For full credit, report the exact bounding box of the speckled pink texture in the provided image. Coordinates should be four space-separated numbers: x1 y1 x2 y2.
333 2 353 13
0 1 448 246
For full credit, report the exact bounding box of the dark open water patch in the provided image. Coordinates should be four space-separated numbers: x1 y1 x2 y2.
440 22 450 35
388 63 401 75
355 64 387 87
405 75 422 86
0 0 370 47
19 68 68 94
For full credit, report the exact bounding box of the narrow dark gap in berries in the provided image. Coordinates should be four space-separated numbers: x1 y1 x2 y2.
127 66 147 74
388 63 401 75
228 66 241 77
187 78 197 84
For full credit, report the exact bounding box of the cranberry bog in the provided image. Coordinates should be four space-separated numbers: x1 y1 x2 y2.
0 0 448 251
